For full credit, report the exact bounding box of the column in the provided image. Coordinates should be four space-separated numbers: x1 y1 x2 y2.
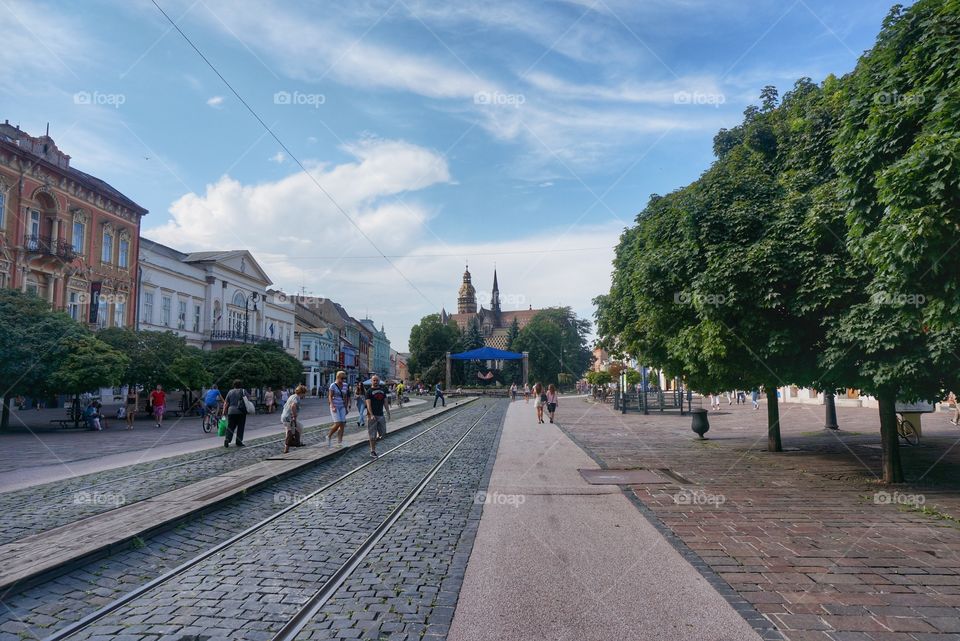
522 352 529 385
445 352 451 390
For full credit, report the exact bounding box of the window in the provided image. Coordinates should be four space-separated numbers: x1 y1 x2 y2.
118 237 129 268
193 304 201 333
143 292 154 324
67 291 80 320
114 301 126 327
72 219 85 254
101 230 113 263
27 210 40 249
0 192 5 230
178 300 187 330
161 295 171 327
97 297 107 329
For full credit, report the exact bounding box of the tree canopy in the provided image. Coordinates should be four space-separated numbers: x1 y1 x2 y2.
594 0 960 480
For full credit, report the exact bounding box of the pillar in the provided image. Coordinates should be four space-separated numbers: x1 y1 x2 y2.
445 352 451 390
522 352 529 386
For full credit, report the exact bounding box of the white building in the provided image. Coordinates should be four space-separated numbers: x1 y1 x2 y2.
137 238 295 355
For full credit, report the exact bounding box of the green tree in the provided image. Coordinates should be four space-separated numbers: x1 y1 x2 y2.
512 308 592 387
407 314 459 384
0 290 87 429
49 334 129 427
97 328 190 390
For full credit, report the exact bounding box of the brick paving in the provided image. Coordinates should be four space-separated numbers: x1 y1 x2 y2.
558 398 960 641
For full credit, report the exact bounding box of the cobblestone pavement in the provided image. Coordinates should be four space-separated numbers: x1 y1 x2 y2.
0 403 491 641
294 400 504 641
0 401 432 545
557 398 960 641
25 401 505 641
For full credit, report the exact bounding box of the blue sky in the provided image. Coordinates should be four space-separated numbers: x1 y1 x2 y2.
1 0 906 350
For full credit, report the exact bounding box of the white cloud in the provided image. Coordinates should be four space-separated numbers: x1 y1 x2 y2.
268 151 286 164
144 133 616 350
206 95 225 108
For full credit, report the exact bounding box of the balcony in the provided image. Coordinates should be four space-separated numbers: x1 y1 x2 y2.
209 329 283 347
24 234 78 261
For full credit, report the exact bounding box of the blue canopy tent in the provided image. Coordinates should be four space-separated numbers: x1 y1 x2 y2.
446 346 528 389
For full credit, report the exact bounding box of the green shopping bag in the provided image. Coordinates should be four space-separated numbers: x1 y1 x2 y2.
217 417 228 437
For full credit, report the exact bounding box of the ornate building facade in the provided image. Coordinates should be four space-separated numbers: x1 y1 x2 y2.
441 267 541 350
0 121 147 327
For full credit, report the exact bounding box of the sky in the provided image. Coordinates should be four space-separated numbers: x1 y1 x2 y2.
0 0 908 351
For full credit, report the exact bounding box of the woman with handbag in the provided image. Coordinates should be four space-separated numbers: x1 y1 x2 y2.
223 379 249 448
281 384 307 453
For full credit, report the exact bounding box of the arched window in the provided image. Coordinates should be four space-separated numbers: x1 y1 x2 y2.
232 291 247 307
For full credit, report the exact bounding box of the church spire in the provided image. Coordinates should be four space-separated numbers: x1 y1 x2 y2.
491 268 501 313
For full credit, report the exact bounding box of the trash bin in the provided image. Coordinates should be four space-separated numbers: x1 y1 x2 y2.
690 408 710 439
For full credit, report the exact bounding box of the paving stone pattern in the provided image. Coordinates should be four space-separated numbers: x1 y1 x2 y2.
57 401 503 641
0 402 430 545
294 401 506 641
0 406 475 641
560 398 960 641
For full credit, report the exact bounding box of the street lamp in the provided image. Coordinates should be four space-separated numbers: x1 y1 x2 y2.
244 292 259 342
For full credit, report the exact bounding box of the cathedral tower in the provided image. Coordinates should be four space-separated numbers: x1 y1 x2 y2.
457 265 477 314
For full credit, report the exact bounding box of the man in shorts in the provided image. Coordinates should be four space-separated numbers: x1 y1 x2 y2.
149 384 166 429
365 374 390 458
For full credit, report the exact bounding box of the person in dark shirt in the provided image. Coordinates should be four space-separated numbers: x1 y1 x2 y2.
365 374 391 458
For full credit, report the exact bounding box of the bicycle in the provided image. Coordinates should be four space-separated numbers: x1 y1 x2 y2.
201 405 221 434
896 413 919 446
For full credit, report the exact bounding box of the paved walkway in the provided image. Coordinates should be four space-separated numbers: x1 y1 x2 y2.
554 398 960 641
448 399 765 641
0 398 426 492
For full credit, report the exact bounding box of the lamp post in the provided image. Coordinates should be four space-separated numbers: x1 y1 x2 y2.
244 292 259 342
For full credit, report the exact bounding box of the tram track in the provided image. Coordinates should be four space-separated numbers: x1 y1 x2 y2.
41 401 500 641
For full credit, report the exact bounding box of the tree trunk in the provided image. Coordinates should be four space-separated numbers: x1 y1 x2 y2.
877 392 904 483
0 393 10 431
73 393 82 429
765 383 783 452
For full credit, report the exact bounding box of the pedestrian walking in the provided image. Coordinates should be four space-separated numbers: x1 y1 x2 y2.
281 384 307 454
365 374 391 458
327 370 350 447
223 379 248 447
355 380 367 428
751 389 760 410
264 387 276 414
149 385 166 429
726 391 733 406
737 390 746 404
533 382 546 423
950 391 960 425
545 384 559 423
523 383 530 403
85 401 102 431
396 380 405 408
433 381 445 408
124 388 137 429
710 393 720 410
510 383 517 401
